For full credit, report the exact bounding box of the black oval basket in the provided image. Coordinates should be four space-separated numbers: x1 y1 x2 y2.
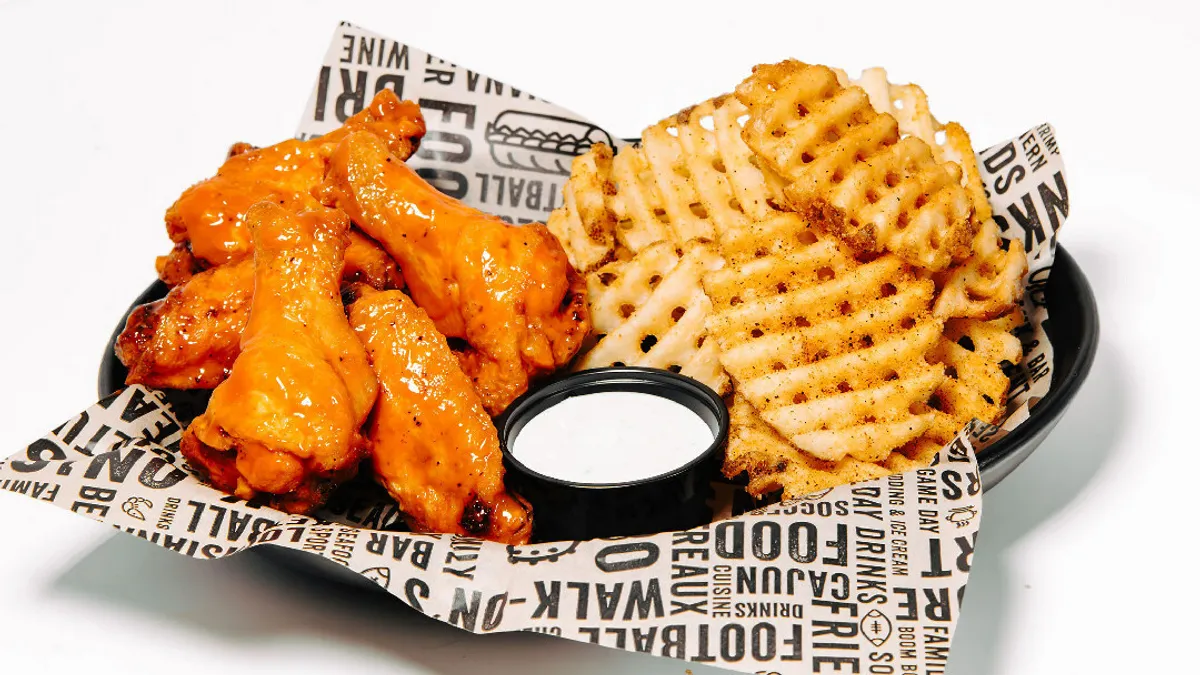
96 247 1098 591
98 246 1098 492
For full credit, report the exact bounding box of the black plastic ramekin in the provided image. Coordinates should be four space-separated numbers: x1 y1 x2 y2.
495 367 730 543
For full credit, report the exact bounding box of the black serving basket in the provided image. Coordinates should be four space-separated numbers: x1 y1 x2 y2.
97 248 1098 588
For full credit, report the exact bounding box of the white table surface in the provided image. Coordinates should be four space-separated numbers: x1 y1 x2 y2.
0 1 1193 673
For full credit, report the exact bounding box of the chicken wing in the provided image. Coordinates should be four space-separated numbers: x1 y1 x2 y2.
348 287 532 544
118 257 254 390
119 228 401 390
159 89 425 282
343 228 406 292
319 131 591 414
181 203 378 514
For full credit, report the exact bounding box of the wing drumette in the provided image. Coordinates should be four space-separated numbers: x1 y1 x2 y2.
319 131 590 414
348 287 532 544
180 203 377 514
159 89 425 284
117 228 401 390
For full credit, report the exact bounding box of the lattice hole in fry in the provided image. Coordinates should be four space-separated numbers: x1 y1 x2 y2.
705 213 946 464
578 240 728 394
735 60 978 273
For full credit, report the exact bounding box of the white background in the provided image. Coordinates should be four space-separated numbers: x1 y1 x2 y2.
0 0 1193 673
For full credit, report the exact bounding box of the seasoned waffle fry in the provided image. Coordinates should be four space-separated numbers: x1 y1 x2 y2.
708 95 791 219
638 120 721 244
930 120 1026 319
933 218 1027 319
735 60 976 272
608 143 676 253
846 68 941 148
552 94 787 393
705 214 946 464
547 63 1030 505
549 95 781 271
579 240 728 393
839 67 1028 319
546 144 617 273
726 394 893 499
923 309 1024 442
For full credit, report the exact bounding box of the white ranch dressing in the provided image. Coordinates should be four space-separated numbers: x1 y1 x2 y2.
511 391 714 484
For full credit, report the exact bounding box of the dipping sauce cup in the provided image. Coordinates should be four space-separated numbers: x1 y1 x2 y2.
497 367 729 542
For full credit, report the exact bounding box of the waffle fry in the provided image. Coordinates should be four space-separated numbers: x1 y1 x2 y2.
578 239 729 393
544 62 1035 504
549 95 776 271
923 309 1024 442
840 67 1027 319
552 95 783 394
546 144 617 274
726 394 893 499
705 214 946 464
735 60 976 272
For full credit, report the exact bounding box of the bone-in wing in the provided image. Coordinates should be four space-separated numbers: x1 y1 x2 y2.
180 204 378 514
159 89 425 281
319 131 590 414
118 228 402 390
349 287 531 544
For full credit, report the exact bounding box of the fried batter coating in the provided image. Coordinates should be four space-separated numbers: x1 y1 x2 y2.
319 131 590 415
159 89 425 280
348 288 532 544
181 204 377 514
118 228 401 390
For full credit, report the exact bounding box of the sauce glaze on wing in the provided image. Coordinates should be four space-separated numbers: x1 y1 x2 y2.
349 287 532 544
159 89 425 280
180 204 377 514
319 131 591 415
118 228 401 390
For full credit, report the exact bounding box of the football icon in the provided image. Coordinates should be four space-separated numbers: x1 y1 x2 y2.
946 505 979 528
860 608 893 647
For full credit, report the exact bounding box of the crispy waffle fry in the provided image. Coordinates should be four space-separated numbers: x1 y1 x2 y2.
922 309 1024 443
705 214 946 464
552 94 786 393
545 142 672 271
549 65 1026 503
839 67 1028 319
734 60 976 272
931 122 1026 319
726 394 894 499
607 143 677 253
933 218 1026 319
546 144 617 274
579 239 729 393
727 392 946 500
549 95 776 271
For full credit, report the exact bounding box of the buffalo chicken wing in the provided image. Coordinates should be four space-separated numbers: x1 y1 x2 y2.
118 228 402 390
319 131 590 414
181 203 378 514
349 287 532 544
159 89 425 283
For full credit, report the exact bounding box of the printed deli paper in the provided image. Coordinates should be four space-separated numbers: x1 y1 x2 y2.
297 23 625 226
0 22 1068 675
2 386 985 674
